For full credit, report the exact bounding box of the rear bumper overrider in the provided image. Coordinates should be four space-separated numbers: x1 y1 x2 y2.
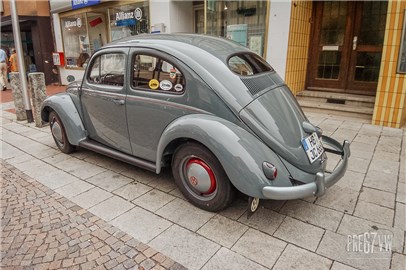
262 136 350 200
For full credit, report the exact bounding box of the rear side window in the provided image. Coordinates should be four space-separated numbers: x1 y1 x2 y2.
228 53 273 76
88 53 125 87
132 54 185 94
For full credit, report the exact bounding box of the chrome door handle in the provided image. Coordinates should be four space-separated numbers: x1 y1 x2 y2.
353 36 358 50
113 99 125 105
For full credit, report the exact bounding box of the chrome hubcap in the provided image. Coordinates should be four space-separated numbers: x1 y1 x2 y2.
51 119 64 146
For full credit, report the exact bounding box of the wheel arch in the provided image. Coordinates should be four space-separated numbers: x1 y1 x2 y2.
156 114 292 198
41 94 87 145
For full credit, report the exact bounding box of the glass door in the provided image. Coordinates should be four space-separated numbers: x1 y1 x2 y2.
307 1 387 95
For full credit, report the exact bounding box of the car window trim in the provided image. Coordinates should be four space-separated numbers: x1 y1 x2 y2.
226 52 274 77
85 50 128 91
129 49 186 96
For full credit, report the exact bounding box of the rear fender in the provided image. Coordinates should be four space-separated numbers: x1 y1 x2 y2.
41 93 86 145
156 114 292 198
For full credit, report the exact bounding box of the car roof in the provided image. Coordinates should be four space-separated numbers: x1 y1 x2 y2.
106 33 251 61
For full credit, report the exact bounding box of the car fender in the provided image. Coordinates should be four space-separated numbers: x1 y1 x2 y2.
41 93 86 145
156 114 292 198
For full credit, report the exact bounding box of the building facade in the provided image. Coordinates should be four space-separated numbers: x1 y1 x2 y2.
49 0 406 128
0 0 59 85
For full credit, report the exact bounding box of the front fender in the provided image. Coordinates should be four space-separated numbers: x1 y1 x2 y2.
156 114 292 198
41 93 86 145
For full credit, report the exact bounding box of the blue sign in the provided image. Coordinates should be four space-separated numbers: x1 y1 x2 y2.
116 19 136 27
72 0 100 10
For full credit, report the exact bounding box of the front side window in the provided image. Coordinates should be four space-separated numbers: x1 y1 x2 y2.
88 53 125 86
132 54 185 94
228 53 273 76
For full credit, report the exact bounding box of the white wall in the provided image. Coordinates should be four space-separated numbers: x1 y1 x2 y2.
150 0 193 34
266 0 292 79
170 1 193 33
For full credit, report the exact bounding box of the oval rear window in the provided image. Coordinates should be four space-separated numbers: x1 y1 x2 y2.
228 53 273 76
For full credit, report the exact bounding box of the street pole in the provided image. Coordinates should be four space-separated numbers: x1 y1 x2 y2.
10 0 33 123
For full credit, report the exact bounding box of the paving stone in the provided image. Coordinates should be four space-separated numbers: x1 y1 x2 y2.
54 180 94 199
201 247 267 270
353 134 379 145
156 198 215 231
394 202 406 231
363 170 398 193
35 170 79 190
347 156 370 174
353 201 394 227
316 185 358 213
373 149 400 162
133 190 175 212
335 171 365 192
197 215 248 248
0 161 183 270
113 182 152 201
149 225 220 270
111 207 172 243
317 231 391 270
280 200 343 231
359 187 395 209
53 158 106 180
350 141 376 153
69 187 112 210
330 261 359 270
231 228 286 268
391 253 406 270
337 214 404 253
273 216 325 251
369 158 400 175
89 196 134 222
237 207 285 235
358 124 382 137
86 171 134 192
397 182 405 204
273 244 332 270
120 166 159 185
218 199 247 220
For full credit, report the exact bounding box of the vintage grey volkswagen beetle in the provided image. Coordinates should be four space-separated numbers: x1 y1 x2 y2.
41 34 350 212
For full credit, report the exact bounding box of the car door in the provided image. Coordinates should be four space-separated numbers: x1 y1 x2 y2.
126 48 205 162
80 48 132 154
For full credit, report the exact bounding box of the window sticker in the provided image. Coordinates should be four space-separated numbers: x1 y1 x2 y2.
149 79 159 90
169 68 177 79
160 80 172 91
174 84 183 92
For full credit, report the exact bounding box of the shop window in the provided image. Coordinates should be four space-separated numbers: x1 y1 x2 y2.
61 14 89 68
132 55 185 94
206 1 268 57
88 53 125 87
109 2 150 41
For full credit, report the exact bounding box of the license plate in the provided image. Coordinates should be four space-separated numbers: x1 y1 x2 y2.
301 133 324 164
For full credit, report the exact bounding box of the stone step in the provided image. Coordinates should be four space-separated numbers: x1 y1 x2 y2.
296 95 375 108
298 100 373 120
297 90 375 103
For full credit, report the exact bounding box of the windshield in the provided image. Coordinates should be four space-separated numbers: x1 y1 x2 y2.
228 53 273 76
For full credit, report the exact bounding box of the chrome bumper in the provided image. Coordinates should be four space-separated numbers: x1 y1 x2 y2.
262 137 351 200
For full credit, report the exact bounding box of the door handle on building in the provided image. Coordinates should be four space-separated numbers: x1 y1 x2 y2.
353 36 358 50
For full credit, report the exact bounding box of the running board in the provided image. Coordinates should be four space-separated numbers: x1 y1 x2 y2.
79 139 156 172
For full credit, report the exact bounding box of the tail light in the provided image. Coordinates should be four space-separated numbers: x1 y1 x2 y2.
263 162 277 180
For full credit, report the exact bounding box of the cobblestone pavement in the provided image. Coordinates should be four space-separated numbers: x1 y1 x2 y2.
0 160 185 270
1 101 406 270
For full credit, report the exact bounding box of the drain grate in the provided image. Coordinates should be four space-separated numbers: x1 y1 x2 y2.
327 98 345 105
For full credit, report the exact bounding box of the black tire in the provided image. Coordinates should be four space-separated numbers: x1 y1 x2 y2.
172 142 234 212
49 111 75 154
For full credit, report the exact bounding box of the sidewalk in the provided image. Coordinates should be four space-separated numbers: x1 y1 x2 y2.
1 99 406 269
1 161 185 270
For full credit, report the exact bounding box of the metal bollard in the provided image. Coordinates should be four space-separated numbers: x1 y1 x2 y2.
28 73 47 127
9 72 27 121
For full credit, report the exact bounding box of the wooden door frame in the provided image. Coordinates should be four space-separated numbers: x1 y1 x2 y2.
306 1 382 96
306 2 355 91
